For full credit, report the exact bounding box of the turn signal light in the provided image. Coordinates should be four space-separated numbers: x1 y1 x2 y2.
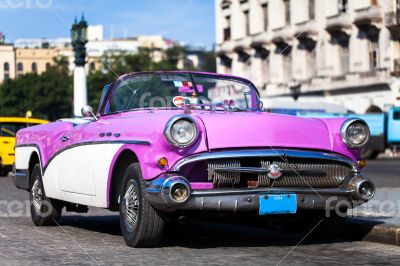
157 157 168 169
358 160 367 168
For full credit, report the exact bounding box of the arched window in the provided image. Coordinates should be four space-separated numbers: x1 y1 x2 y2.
89 62 95 72
32 62 37 73
3 62 10 80
17 63 23 78
4 62 9 72
45 62 51 71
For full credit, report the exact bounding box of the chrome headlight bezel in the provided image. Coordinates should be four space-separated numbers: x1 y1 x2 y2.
164 115 199 148
340 118 371 149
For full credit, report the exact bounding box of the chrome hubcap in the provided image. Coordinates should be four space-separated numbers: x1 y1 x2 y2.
122 181 140 232
32 180 43 212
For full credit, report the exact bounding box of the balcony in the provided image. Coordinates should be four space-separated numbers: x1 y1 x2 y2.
232 37 252 52
326 13 352 34
250 32 271 48
353 5 382 26
294 20 318 40
271 26 294 44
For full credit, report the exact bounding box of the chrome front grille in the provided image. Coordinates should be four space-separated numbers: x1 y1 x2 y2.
207 158 352 188
208 159 241 186
266 160 350 187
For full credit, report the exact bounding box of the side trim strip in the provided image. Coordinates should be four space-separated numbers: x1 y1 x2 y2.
42 139 150 173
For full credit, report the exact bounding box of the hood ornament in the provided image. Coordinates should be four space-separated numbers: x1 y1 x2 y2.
267 164 282 180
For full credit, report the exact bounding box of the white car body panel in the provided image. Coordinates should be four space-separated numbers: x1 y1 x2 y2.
15 146 42 173
17 143 123 208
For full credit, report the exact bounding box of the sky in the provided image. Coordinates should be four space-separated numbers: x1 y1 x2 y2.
0 0 215 48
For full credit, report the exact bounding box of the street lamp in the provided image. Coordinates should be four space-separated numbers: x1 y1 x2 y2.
71 15 88 116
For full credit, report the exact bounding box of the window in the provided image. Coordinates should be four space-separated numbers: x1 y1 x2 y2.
3 62 10 80
338 0 348 13
284 53 292 81
369 41 379 72
284 0 291 26
223 16 231 41
340 45 349 75
262 3 269 31
45 63 51 71
89 62 96 72
309 0 315 20
393 111 400 120
17 62 23 78
0 123 28 137
32 62 37 73
244 10 250 36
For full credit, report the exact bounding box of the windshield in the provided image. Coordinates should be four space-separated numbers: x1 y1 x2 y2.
0 122 31 137
104 73 258 114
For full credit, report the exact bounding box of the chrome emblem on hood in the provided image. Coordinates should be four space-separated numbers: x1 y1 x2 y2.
267 164 282 180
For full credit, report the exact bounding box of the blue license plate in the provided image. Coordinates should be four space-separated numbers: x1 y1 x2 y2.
259 194 297 215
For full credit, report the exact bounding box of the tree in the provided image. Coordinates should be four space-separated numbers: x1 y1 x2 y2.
201 51 217 72
0 57 73 120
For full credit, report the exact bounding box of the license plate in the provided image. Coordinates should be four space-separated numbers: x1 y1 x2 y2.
259 194 297 215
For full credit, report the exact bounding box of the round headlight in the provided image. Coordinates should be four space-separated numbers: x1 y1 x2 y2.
164 115 198 148
341 119 370 148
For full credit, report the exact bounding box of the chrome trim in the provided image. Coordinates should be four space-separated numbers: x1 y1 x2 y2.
161 176 191 204
349 177 376 201
214 166 268 174
144 174 373 212
340 118 371 149
191 187 351 197
163 115 199 148
172 149 358 172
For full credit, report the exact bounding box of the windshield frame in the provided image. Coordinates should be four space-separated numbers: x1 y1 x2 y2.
98 71 261 116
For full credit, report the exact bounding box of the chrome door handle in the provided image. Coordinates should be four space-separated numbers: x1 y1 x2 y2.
61 136 70 142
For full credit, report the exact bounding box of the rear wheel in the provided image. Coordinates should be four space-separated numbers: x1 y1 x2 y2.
30 164 62 226
119 163 165 248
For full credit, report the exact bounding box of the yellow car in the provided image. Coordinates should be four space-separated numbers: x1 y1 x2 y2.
0 117 48 176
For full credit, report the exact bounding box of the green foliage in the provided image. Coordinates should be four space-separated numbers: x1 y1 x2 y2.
0 57 72 120
202 51 217 73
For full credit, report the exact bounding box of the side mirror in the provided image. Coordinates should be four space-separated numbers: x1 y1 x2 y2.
81 105 97 120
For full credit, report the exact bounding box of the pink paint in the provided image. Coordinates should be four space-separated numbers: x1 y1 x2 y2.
191 182 214 190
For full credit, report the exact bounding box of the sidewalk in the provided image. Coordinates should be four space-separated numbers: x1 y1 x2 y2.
346 188 400 246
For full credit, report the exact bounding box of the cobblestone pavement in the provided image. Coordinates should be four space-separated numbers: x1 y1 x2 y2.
0 159 399 265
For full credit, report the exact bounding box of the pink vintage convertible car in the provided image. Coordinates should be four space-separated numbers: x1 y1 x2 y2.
14 71 374 247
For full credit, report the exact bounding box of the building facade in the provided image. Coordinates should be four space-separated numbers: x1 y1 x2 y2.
0 44 16 83
215 0 400 113
15 48 58 76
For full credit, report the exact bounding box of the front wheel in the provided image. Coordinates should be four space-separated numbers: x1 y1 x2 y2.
30 164 62 226
119 163 165 248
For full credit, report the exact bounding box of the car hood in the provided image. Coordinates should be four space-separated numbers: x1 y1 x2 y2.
194 112 335 151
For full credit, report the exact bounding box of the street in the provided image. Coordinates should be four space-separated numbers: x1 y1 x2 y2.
0 159 399 265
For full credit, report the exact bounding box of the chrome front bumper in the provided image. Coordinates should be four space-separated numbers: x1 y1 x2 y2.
144 175 375 213
145 149 375 213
